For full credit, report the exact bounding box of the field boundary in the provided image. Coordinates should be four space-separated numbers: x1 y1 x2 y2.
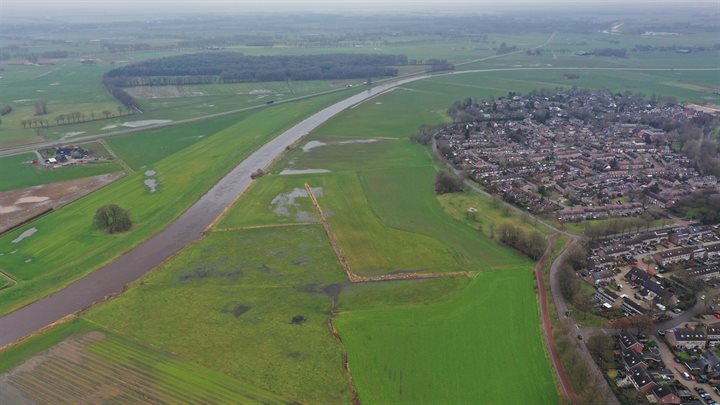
535 233 576 402
304 183 474 283
213 222 320 233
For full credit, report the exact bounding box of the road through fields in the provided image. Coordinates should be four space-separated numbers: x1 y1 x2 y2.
1 66 718 348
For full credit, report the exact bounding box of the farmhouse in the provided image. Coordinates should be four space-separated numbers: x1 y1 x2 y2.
666 329 706 350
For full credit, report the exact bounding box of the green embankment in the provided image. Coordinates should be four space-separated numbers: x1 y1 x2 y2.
0 90 353 317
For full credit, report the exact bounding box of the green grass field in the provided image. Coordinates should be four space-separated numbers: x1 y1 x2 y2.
0 319 289 404
0 152 123 192
0 90 353 316
336 268 558 405
85 226 350 403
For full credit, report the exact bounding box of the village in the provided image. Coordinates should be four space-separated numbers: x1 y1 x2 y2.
435 89 718 223
436 89 720 404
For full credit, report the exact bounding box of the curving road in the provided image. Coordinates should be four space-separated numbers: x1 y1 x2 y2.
2 65 719 348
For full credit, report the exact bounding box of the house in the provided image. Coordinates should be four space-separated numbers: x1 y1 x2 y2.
687 265 720 281
619 330 644 353
653 246 701 266
622 297 646 316
651 385 681 404
596 287 620 308
666 328 706 350
629 368 656 393
592 269 615 286
650 368 675 381
622 348 647 371
707 323 720 346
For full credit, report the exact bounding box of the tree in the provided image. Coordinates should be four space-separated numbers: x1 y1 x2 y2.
34 100 48 115
102 110 112 119
93 204 132 234
434 171 464 195
586 333 614 362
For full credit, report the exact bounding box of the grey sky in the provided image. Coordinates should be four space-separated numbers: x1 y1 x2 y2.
1 0 718 18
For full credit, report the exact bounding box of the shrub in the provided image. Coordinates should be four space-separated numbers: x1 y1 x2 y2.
94 204 132 233
434 171 464 194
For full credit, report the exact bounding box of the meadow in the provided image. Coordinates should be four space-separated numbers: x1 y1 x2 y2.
85 226 350 404
0 90 353 316
0 319 288 404
336 268 558 404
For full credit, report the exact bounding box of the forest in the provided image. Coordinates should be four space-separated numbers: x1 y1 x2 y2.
105 52 405 85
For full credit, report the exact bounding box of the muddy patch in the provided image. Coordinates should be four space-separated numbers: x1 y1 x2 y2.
12 227 37 244
178 258 245 282
0 173 124 234
221 303 252 318
291 315 307 325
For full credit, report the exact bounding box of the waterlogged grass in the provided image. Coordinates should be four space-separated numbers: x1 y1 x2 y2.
0 152 123 192
85 226 350 404
336 268 558 405
0 91 353 316
217 174 320 229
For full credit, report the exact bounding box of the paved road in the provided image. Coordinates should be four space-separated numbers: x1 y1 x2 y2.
1 63 717 158
653 335 720 403
0 76 431 348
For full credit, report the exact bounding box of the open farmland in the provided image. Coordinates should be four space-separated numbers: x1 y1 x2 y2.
85 226 351 403
0 327 288 404
336 268 558 404
0 90 353 317
0 152 123 192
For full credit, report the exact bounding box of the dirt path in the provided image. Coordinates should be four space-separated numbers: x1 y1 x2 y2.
304 183 473 283
535 234 576 402
213 222 320 233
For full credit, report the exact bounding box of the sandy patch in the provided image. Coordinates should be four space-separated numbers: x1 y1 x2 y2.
15 196 49 204
101 124 119 130
279 169 331 175
63 131 85 137
50 82 60 86
0 206 19 214
144 170 156 176
12 227 37 244
338 139 379 145
121 120 172 128
302 140 327 152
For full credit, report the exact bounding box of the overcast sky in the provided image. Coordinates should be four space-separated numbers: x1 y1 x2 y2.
1 0 718 17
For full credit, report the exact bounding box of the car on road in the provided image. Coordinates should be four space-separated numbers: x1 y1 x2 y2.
577 334 583 340
673 308 683 314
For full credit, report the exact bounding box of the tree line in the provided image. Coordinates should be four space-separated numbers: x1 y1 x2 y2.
104 52 405 84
